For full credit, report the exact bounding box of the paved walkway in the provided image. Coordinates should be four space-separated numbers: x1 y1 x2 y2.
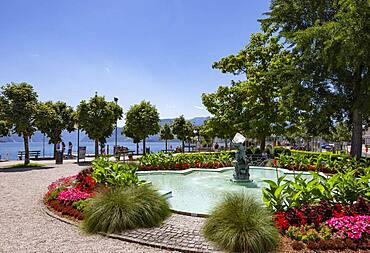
0 163 175 252
0 161 219 253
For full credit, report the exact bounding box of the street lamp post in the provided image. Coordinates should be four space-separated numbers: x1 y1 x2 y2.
194 129 199 152
114 97 118 155
76 122 80 164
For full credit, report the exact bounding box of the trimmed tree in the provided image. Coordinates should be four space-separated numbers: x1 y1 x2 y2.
35 101 75 158
123 101 160 155
160 123 174 152
77 95 123 157
0 95 10 137
172 115 193 152
1 82 38 165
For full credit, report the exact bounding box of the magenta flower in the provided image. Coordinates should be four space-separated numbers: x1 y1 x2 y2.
326 215 370 241
57 188 93 202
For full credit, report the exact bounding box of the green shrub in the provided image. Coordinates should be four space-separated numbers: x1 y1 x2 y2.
203 192 279 253
92 156 140 187
82 185 171 234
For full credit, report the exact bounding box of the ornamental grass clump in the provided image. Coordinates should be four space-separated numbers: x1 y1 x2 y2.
82 185 171 234
203 192 279 253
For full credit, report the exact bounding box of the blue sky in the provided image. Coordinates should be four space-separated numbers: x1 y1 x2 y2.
0 0 270 125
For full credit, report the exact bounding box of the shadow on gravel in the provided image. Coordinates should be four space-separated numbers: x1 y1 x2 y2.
0 166 55 173
76 161 92 166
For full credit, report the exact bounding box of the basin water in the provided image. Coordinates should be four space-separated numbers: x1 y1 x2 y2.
138 167 306 215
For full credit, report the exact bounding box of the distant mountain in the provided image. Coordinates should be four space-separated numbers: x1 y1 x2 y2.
0 116 209 143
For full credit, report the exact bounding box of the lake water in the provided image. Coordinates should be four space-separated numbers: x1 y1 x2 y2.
0 141 181 160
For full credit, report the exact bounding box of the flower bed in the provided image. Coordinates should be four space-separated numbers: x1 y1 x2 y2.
139 151 234 170
263 169 370 251
45 167 97 220
275 151 370 174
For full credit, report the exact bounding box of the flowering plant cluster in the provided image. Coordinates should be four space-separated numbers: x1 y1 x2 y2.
47 175 77 195
57 188 94 202
326 216 370 240
274 198 370 233
139 151 233 171
46 168 97 206
286 224 332 242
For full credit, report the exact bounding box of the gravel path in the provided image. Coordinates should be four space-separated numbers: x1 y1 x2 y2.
0 164 175 253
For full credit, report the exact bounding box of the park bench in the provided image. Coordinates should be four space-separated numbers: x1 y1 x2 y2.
18 150 41 160
115 146 135 161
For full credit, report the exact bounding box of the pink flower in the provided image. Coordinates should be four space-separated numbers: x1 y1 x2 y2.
57 188 93 202
326 215 370 241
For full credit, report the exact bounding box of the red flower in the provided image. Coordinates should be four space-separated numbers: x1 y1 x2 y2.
274 212 289 232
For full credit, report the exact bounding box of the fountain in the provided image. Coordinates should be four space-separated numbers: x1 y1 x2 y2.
231 133 256 186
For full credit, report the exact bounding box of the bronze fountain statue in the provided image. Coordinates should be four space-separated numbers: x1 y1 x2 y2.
232 133 253 183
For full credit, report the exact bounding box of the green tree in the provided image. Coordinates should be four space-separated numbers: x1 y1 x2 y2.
77 95 123 157
35 101 75 158
201 117 235 149
203 31 292 150
1 82 38 164
172 115 193 152
160 123 174 152
123 101 160 155
0 96 10 137
263 0 370 157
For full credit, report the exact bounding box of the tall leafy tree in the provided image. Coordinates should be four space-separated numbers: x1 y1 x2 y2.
1 82 38 164
160 123 174 152
0 96 10 137
172 115 193 152
123 101 160 155
77 95 123 157
263 0 370 157
203 31 292 150
35 101 75 158
201 117 235 149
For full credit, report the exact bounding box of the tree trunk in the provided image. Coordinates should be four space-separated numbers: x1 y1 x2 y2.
136 142 139 155
95 139 99 157
165 139 168 152
143 138 146 155
260 136 266 151
182 140 185 153
225 139 228 149
24 135 30 165
350 108 363 157
53 143 57 159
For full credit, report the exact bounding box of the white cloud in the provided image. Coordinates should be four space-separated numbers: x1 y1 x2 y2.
194 105 206 111
105 67 111 73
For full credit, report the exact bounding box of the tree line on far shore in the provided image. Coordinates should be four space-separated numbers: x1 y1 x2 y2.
0 83 227 165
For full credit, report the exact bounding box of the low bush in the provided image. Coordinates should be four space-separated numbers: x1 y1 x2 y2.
203 192 279 253
82 185 171 234
139 151 234 170
263 170 370 212
92 156 140 187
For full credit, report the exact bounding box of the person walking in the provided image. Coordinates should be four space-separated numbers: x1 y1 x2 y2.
67 141 73 159
61 142 66 156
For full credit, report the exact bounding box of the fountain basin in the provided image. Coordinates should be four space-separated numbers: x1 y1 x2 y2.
138 166 311 216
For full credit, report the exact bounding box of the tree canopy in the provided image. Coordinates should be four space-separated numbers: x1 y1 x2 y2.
1 82 38 164
263 0 370 156
160 123 174 151
77 95 123 157
36 101 75 157
203 31 293 150
123 101 160 154
172 115 194 152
